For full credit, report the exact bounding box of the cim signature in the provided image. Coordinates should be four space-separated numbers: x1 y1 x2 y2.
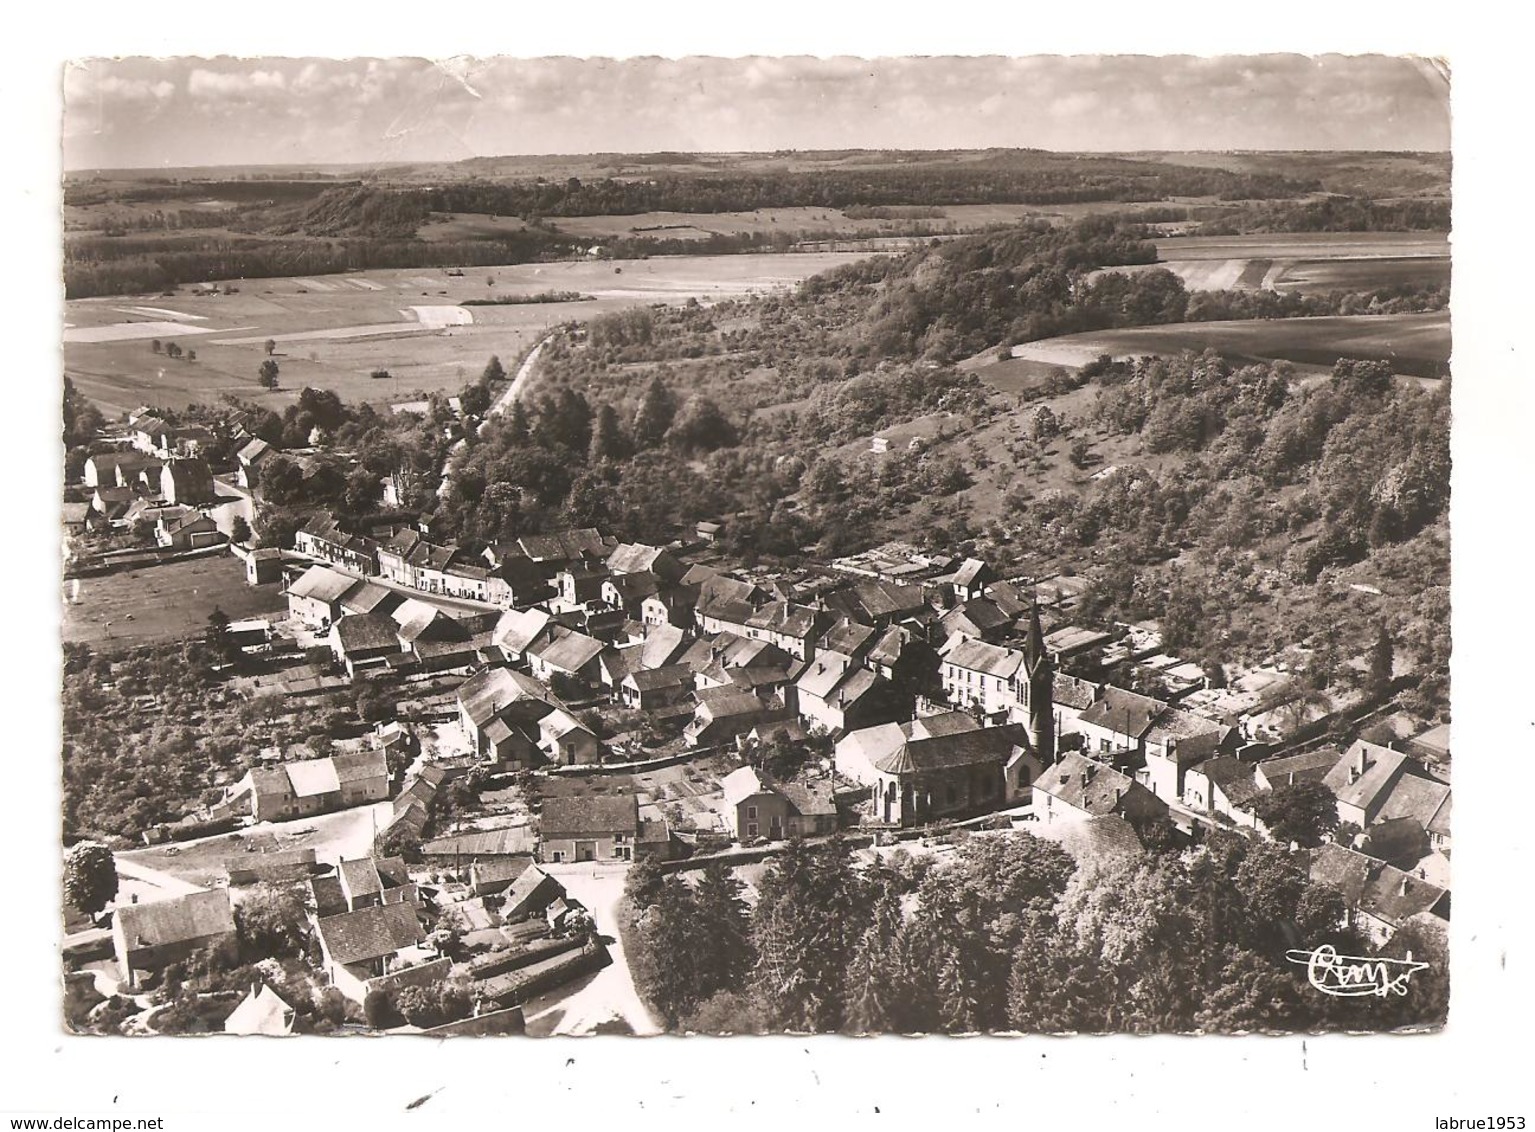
1284 945 1429 998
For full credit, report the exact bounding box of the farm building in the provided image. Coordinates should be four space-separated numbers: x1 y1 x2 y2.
286 564 356 629
328 612 403 674
540 795 644 864
221 749 389 822
112 888 237 990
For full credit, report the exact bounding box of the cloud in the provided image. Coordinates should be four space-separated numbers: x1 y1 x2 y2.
186 66 288 101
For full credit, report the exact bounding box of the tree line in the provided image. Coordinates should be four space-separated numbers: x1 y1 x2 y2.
622 832 1446 1034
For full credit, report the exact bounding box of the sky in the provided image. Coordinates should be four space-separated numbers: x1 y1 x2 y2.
61 54 1451 171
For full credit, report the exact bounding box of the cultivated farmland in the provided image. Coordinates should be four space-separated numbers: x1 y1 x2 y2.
991 311 1450 380
62 252 876 417
1092 231 1451 294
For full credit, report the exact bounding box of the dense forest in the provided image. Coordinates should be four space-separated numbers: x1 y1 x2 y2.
622 833 1447 1034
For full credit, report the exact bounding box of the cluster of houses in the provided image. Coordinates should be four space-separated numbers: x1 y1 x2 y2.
106 835 603 1030
71 407 263 552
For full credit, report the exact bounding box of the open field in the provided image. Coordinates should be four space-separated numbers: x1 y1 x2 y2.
63 251 879 416
992 311 1450 379
1152 232 1449 261
1094 231 1452 294
62 553 285 647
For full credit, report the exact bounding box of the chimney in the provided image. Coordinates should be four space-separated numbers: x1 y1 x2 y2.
1400 876 1409 897
131 893 139 904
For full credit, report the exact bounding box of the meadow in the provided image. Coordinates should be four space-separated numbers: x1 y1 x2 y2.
61 554 286 647
63 252 875 416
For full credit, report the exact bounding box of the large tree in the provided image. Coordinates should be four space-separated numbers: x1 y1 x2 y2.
749 838 871 1032
63 841 118 921
1252 781 1340 848
258 359 280 390
234 883 309 960
632 376 677 449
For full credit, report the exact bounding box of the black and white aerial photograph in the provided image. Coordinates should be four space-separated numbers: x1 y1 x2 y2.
13 10 1532 1126
55 52 1456 1038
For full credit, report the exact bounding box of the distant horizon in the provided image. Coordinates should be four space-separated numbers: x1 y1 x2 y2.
63 143 1454 177
63 56 1450 171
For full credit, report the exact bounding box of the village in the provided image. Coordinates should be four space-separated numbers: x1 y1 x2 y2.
60 405 1451 1033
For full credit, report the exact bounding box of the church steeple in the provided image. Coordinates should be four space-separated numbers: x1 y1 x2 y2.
1022 598 1055 763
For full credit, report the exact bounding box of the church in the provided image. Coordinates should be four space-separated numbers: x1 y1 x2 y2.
835 604 1056 826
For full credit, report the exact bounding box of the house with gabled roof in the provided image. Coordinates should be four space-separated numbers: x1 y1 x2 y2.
607 542 685 582
1051 673 1102 739
314 901 432 1003
1032 752 1169 830
1076 686 1167 760
620 664 695 711
1183 756 1263 829
492 607 554 664
155 509 221 551
819 618 878 663
295 512 378 575
456 666 553 766
1253 749 1344 791
745 601 831 661
339 579 402 619
1323 740 1417 829
684 688 791 747
286 564 356 629
940 557 997 604
527 626 605 689
938 598 1013 645
1308 843 1450 945
823 578 929 627
309 856 418 918
940 636 1024 715
225 749 389 822
540 794 644 864
235 437 275 489
635 623 691 669
538 709 600 766
328 612 403 675
1141 706 1232 800
518 528 613 573
719 766 837 842
602 570 663 618
641 584 698 628
794 654 905 735
112 888 236 989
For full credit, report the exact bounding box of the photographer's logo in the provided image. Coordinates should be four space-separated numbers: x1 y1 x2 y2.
1285 944 1428 998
